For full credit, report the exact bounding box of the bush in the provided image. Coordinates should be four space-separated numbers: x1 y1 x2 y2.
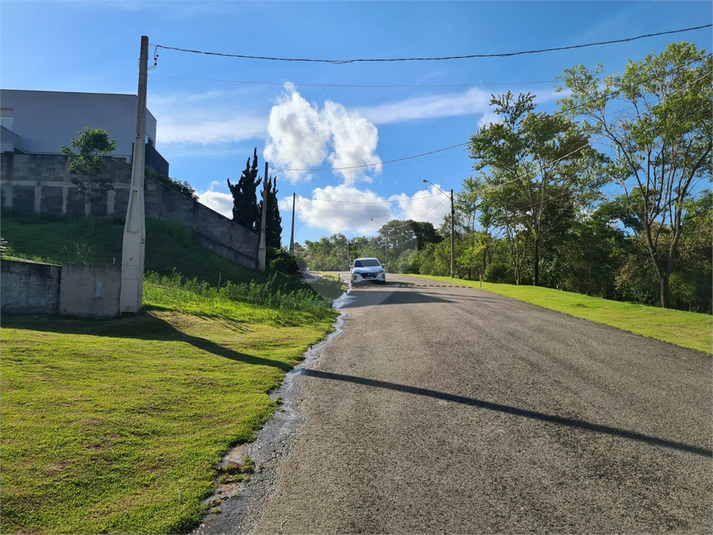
270 250 300 274
485 262 515 284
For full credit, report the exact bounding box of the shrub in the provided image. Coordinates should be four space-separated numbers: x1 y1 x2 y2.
485 262 515 284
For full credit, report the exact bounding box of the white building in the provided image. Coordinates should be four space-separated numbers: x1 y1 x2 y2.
0 89 167 175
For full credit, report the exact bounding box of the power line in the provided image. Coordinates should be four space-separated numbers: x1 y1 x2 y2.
147 74 556 89
148 52 710 89
270 143 468 173
154 24 711 64
298 66 708 228
273 65 709 182
310 193 441 204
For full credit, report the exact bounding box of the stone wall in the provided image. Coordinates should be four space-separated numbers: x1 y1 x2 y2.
1 153 258 270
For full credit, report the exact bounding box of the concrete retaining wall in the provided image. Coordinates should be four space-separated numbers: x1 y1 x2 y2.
59 263 122 319
1 153 259 270
1 259 122 318
1 259 61 314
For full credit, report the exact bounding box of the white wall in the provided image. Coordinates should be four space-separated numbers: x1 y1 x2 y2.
0 90 158 161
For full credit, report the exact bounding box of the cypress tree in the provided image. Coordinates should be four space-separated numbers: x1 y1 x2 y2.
258 174 283 248
227 148 262 231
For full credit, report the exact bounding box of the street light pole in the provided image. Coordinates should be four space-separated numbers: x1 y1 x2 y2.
449 188 455 279
423 180 455 279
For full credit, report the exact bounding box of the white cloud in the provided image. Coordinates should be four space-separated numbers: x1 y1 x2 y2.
357 86 564 126
477 111 503 130
389 184 452 227
286 185 392 235
196 184 233 219
264 84 381 185
148 90 267 145
358 87 492 125
322 101 382 184
278 183 452 236
159 116 267 145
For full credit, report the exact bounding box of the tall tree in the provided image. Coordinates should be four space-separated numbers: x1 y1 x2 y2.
407 220 442 250
227 148 262 231
469 92 601 285
61 127 117 217
558 42 712 307
258 174 283 249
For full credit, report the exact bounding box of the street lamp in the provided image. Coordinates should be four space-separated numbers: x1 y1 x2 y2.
423 180 455 279
370 218 389 268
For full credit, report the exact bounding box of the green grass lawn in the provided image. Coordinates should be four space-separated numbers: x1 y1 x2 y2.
1 214 268 287
1 282 340 534
405 274 712 355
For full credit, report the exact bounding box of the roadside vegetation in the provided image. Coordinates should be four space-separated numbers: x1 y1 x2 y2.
1 214 343 534
296 43 712 315
407 274 712 355
1 213 299 289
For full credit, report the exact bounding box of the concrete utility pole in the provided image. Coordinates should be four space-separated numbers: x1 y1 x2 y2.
423 180 456 279
450 188 455 279
289 192 295 255
258 161 268 271
120 35 149 313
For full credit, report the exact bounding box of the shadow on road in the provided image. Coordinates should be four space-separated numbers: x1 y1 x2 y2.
342 286 500 309
302 369 713 458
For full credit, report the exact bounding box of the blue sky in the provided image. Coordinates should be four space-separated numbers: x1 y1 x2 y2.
2 1 711 246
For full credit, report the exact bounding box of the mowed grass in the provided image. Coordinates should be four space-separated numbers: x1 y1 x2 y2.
405 274 712 355
1 282 339 534
0 214 269 287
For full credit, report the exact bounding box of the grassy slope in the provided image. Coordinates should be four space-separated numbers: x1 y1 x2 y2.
1 215 342 533
0 215 267 287
405 274 712 355
1 286 339 534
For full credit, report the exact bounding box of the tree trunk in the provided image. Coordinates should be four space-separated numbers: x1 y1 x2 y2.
660 273 671 309
533 233 540 286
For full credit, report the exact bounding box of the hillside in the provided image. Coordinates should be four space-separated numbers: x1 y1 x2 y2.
2 213 275 288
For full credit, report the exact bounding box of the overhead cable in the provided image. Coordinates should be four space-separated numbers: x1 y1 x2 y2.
271 143 468 173
148 52 710 88
153 24 711 64
147 74 556 88
310 193 441 204
303 69 710 210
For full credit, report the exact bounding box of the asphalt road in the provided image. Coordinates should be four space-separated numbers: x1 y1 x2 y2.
198 274 712 534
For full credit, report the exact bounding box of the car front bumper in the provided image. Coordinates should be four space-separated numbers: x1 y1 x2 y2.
351 271 386 284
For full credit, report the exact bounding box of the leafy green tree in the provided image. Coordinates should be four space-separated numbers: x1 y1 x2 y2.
470 92 602 285
418 239 452 276
228 148 262 231
61 127 117 217
540 206 627 297
558 42 712 307
408 220 442 250
671 191 712 312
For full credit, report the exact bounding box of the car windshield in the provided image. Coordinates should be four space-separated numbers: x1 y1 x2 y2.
354 259 380 267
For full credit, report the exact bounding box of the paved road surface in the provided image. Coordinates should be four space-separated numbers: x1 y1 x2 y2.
198 274 712 534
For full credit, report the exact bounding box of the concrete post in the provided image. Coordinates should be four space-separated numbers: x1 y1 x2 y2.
258 161 268 271
289 192 295 255
120 35 148 313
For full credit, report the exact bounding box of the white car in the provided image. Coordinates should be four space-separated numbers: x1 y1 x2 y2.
351 257 386 285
